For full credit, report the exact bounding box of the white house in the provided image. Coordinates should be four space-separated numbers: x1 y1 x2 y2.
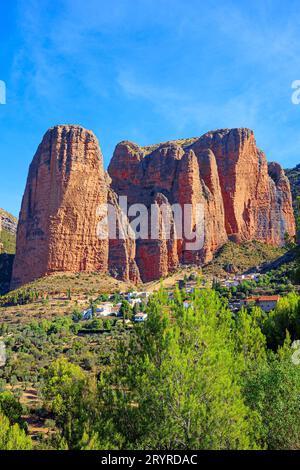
127 291 139 300
96 302 114 316
129 298 142 306
242 295 280 313
133 312 148 322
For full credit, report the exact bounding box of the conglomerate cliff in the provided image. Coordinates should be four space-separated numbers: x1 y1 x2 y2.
11 126 296 287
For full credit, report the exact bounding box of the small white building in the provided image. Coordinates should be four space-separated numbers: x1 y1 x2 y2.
133 312 148 322
223 280 239 288
129 298 142 306
127 291 139 300
96 302 114 316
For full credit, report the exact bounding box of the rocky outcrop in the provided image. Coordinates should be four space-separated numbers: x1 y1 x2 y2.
0 208 17 235
11 126 296 288
192 129 295 245
109 128 296 281
11 125 109 288
285 163 300 242
285 163 300 211
267 162 296 244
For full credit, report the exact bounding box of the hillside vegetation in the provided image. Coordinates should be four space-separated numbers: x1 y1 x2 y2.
0 230 16 254
0 208 17 252
1 287 300 449
20 272 134 296
203 241 286 277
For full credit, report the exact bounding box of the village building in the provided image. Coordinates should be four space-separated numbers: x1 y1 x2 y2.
128 298 142 307
133 312 148 322
242 295 280 313
95 302 114 316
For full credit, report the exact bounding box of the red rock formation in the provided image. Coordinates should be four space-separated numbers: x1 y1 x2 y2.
109 128 296 281
12 126 296 288
11 125 109 288
191 129 295 245
108 188 141 283
267 161 296 244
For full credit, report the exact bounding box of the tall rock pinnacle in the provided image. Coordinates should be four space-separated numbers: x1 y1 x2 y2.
11 125 109 288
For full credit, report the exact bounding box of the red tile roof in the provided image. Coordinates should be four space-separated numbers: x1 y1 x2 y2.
245 295 280 303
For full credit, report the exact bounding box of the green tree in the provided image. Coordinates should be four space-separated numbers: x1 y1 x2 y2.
0 391 26 429
67 288 72 301
234 307 267 364
120 300 132 327
262 293 300 349
108 289 260 449
0 413 32 450
42 357 91 448
244 340 300 449
133 303 140 316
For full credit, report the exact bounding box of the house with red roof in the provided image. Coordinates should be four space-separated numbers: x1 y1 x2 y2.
242 295 280 313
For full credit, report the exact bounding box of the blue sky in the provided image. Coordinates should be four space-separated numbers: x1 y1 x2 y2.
1 0 300 216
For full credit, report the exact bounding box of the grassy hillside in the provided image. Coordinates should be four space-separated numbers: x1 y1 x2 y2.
9 271 135 297
202 241 286 277
0 229 16 293
0 272 136 324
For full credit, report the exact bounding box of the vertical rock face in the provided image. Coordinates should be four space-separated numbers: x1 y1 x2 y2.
11 125 109 288
109 128 295 282
191 129 295 245
108 188 141 284
12 125 296 288
267 162 296 244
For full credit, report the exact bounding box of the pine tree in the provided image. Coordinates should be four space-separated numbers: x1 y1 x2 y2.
0 413 32 450
110 289 260 449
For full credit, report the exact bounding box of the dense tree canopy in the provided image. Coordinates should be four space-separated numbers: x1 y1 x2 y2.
2 285 300 450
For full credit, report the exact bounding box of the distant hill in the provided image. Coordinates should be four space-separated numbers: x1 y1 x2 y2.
7 271 135 298
286 164 300 211
202 241 286 277
0 208 17 233
0 208 17 294
0 208 17 254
